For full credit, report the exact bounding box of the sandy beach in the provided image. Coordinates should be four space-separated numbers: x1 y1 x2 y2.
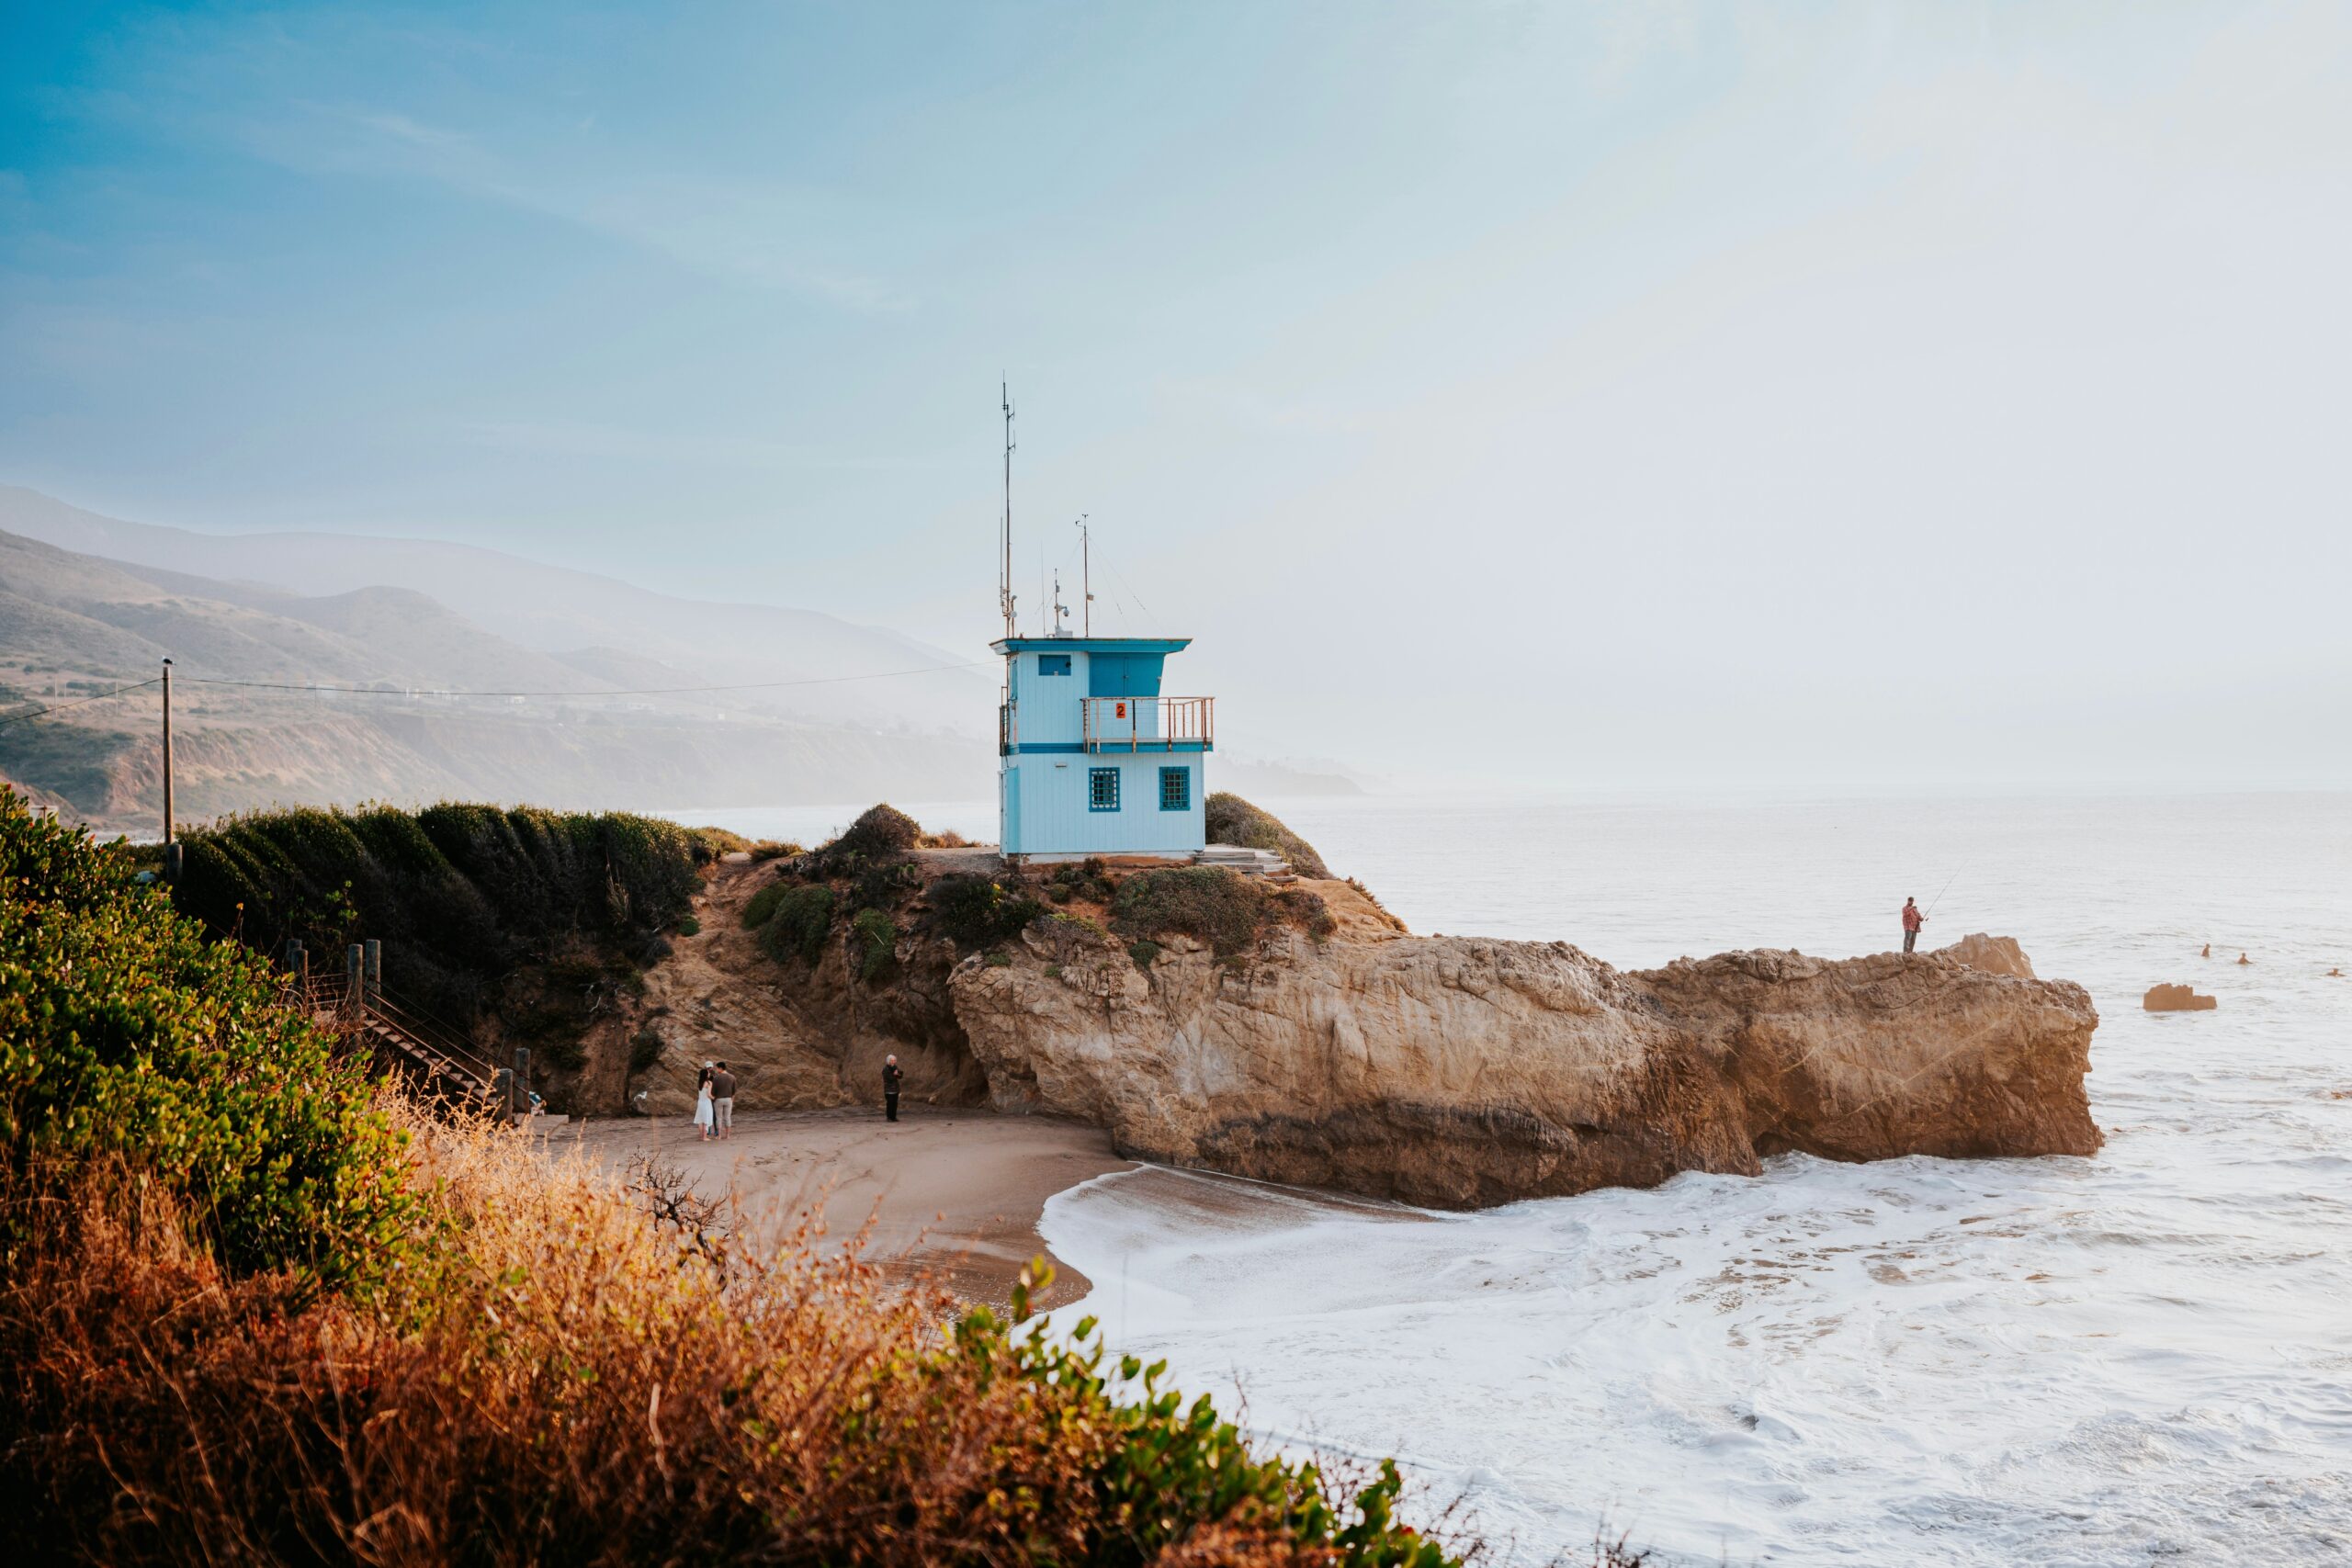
567 1105 1133 1308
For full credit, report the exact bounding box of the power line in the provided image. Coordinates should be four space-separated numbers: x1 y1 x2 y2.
0 677 164 732
185 658 996 702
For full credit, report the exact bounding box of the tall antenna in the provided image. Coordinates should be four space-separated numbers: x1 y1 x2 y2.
1075 515 1092 636
1052 569 1069 636
999 381 1018 638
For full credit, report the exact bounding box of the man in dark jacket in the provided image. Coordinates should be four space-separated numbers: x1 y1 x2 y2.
1902 897 1925 954
710 1061 737 1139
882 1054 902 1122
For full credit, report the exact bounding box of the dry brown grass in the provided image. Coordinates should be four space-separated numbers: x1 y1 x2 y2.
0 1093 1457 1567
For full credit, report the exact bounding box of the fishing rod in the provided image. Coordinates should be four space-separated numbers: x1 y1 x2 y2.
1925 853 1970 918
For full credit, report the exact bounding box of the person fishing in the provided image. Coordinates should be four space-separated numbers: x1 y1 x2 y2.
882 1053 903 1122
1902 897 1926 954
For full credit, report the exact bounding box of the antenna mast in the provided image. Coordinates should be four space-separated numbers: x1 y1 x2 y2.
999 382 1018 638
1076 514 1092 636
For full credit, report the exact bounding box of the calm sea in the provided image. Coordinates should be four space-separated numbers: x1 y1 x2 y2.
674 791 2352 1565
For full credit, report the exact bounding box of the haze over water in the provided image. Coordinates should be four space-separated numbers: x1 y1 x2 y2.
1029 791 2352 1565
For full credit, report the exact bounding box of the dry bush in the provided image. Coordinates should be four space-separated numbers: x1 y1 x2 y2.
0 1094 1466 1568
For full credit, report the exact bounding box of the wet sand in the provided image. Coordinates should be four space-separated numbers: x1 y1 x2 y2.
566 1105 1133 1308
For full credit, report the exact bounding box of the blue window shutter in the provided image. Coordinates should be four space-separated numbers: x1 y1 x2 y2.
1089 767 1121 811
1039 654 1071 676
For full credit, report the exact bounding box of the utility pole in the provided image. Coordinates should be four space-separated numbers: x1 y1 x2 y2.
1076 515 1093 636
160 658 175 845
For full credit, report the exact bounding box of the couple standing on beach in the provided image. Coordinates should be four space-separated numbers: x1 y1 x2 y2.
694 1062 737 1141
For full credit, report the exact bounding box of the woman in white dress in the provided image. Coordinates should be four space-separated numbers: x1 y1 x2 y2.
693 1064 716 1142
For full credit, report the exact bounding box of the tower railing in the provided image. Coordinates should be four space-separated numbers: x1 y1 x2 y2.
1080 695 1214 751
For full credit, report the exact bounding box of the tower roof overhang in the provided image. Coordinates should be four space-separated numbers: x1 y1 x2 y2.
991 636 1192 655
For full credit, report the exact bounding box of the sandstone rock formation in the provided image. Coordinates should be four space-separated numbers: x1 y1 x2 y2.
951 884 2101 1209
2143 983 2218 1012
613 862 2103 1211
1939 931 2037 978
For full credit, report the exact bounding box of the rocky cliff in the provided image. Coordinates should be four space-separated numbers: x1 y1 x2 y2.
620 859 2100 1211
948 884 2099 1208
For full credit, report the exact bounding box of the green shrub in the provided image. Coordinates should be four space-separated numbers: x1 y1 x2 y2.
827 803 921 864
1113 866 1272 956
931 874 1045 948
741 879 790 929
759 884 835 966
628 1025 665 1075
675 915 701 937
853 856 922 911
983 948 1012 968
0 788 418 1294
1205 792 1332 879
1127 939 1163 970
849 907 899 984
1048 883 1073 904
170 802 700 1043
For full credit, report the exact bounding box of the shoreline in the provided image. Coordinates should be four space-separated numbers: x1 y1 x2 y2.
566 1105 1134 1308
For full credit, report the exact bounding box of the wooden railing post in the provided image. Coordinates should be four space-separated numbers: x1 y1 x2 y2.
363 939 381 1003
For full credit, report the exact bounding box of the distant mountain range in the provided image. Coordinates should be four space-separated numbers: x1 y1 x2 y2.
0 487 1356 832
0 485 986 734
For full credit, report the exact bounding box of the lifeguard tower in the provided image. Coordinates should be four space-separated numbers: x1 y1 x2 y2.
995 635 1211 863
991 389 1212 863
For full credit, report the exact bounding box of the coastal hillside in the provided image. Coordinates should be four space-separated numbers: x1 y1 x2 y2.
0 517 993 829
0 484 989 735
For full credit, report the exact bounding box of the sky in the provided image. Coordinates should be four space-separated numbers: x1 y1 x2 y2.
4 1 2349 792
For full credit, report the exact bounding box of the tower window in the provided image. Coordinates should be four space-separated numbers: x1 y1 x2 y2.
1038 654 1072 676
1159 767 1191 811
1089 768 1121 811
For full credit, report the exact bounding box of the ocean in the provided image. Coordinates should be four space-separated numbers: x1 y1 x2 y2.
673 791 2352 1564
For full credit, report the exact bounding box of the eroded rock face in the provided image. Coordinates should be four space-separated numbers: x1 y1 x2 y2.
950 887 2101 1209
1939 931 2037 979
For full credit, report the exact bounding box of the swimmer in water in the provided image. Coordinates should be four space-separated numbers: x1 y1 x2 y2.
2200 942 2211 958
2237 953 2253 965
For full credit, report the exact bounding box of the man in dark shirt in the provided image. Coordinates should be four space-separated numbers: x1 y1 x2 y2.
882 1054 902 1122
710 1061 737 1140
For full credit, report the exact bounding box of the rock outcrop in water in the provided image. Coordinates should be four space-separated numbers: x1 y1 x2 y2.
950 885 2101 1208
2143 983 2218 1012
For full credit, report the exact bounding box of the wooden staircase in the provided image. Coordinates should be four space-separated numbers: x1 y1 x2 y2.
306 976 503 1113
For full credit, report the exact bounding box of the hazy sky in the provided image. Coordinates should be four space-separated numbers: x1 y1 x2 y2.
5 3 2348 790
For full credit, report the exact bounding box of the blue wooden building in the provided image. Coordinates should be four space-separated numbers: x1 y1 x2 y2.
994 635 1213 862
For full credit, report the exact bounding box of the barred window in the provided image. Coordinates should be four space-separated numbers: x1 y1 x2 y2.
1159 766 1190 811
1089 767 1121 812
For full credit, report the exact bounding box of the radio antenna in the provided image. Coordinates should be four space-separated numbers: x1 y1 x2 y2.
999 381 1018 638
1075 515 1092 636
